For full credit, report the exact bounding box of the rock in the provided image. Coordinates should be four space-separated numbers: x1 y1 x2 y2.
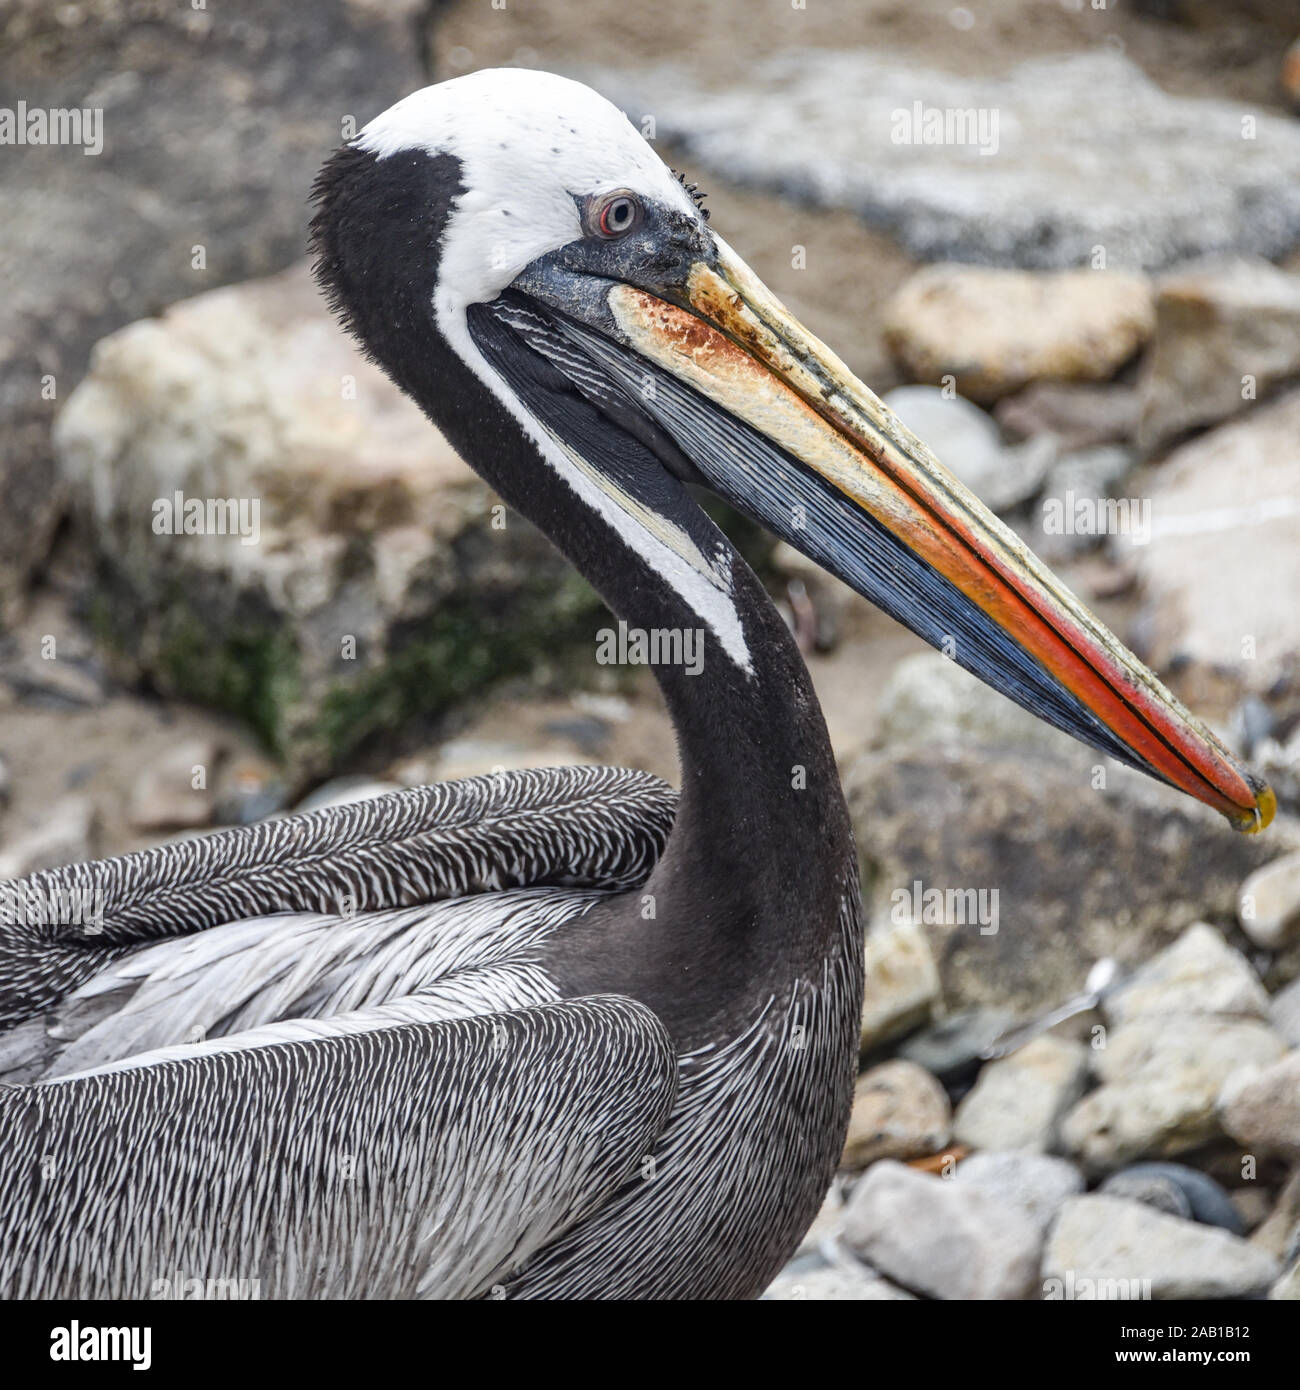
1132 389 1300 695
841 1159 1042 1300
1254 726 1300 817
953 1035 1089 1153
1060 1016 1287 1171
1286 36 1300 111
763 1258 914 1301
212 756 290 827
1100 1170 1191 1221
995 382 1141 453
1138 258 1300 454
897 1006 1018 1089
1252 1168 1300 1261
2 653 105 709
0 794 96 878
795 1185 846 1257
1230 695 1276 759
1100 1163 1243 1234
883 266 1153 406
1219 1052 1300 1160
53 264 604 779
872 652 1071 763
954 1151 1083 1237
1272 1259 1300 1300
1230 1185 1273 1234
0 0 427 627
1271 978 1300 1049
431 739 594 784
1031 445 1139 563
1239 852 1300 951
1044 1195 1279 1300
859 916 941 1050
881 386 1055 509
846 653 1293 1016
598 50 1300 270
294 777 404 815
126 737 220 832
841 1059 952 1168
1102 922 1271 1025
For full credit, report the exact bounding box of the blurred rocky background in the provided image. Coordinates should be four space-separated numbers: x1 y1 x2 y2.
3 0 1300 1300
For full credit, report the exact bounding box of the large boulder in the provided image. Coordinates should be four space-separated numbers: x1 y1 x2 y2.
596 49 1300 270
0 0 427 624
52 264 605 779
845 653 1295 1016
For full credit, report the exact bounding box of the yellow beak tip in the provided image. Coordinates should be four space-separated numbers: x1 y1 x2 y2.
1233 779 1277 834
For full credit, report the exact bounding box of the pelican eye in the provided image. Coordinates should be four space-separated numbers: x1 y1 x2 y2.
592 191 642 239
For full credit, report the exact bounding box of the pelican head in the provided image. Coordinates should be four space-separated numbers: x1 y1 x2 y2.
311 68 1273 834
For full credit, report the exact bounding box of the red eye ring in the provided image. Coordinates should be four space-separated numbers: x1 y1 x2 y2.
594 192 641 238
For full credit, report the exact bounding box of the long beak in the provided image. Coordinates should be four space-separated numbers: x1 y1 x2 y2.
600 238 1273 834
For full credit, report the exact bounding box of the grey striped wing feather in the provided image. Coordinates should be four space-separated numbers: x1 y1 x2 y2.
0 766 676 1032
0 766 682 1297
0 995 677 1299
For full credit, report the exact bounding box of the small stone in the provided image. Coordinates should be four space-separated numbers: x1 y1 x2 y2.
995 381 1140 452
1044 1195 1279 1300
126 738 221 832
1229 1186 1273 1235
795 1185 846 1257
859 916 941 1050
882 386 1056 511
4 657 104 709
898 1006 1019 1088
842 1159 1042 1300
1255 728 1300 817
1219 1052 1300 1160
0 795 96 878
841 1059 952 1168
954 1034 1089 1153
1271 1259 1300 1301
1100 1170 1191 1220
1031 444 1140 562
954 1151 1083 1236
1060 1016 1287 1170
1251 1168 1300 1262
1103 922 1271 1025
1239 852 1300 950
763 1259 915 1301
212 756 289 826
1099 1163 1242 1233
884 265 1154 406
1270 977 1300 1049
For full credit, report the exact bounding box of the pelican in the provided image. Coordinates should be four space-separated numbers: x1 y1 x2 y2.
0 69 1273 1301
